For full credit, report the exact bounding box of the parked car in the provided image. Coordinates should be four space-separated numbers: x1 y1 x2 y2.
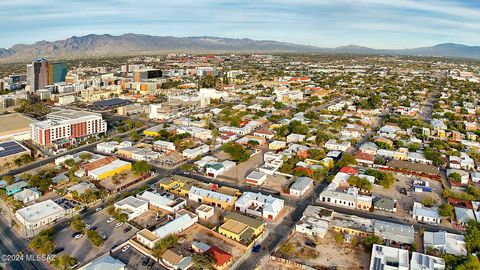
142 257 150 266
115 222 124 228
106 217 115 223
101 234 108 240
305 241 317 248
123 226 131 233
52 247 64 254
85 224 92 229
74 233 83 240
90 226 97 231
95 207 103 212
121 245 130 253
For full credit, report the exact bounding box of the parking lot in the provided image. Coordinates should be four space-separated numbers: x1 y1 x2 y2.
53 208 139 265
112 245 167 270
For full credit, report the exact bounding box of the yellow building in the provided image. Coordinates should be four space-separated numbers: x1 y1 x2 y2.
158 176 198 197
143 124 164 137
218 212 264 245
394 148 408 161
437 130 446 139
89 160 132 180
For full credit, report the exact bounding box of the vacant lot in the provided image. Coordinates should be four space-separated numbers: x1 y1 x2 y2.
276 232 370 269
373 173 444 218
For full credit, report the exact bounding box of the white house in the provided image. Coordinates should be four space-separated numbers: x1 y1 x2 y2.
412 202 440 224
153 140 176 152
325 139 351 151
114 196 148 221
290 177 314 197
245 171 267 186
410 252 445 270
235 192 284 220
137 191 186 213
369 244 409 270
195 204 215 220
13 188 41 204
183 145 209 159
423 231 467 256
286 133 306 143
205 163 225 178
295 205 333 238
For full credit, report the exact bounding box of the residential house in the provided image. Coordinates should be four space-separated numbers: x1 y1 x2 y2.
290 177 314 197
235 191 284 220
114 196 148 221
161 246 192 270
412 202 440 224
423 231 467 256
218 212 264 245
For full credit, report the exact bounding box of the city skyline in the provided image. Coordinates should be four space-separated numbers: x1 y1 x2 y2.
1 0 480 49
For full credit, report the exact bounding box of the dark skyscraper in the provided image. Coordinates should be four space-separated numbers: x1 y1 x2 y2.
48 62 68 84
27 58 49 92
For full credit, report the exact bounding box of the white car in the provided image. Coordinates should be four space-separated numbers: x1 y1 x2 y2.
95 207 102 212
85 223 92 229
115 222 124 228
74 233 83 240
106 217 115 223
121 245 130 253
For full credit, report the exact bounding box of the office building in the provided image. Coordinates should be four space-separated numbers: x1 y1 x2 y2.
48 62 68 84
27 58 49 92
133 69 162 82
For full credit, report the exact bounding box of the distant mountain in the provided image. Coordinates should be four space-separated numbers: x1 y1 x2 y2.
0 34 479 61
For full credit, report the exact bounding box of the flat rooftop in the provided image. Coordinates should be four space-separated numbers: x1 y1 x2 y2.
0 140 30 158
0 113 34 136
16 199 65 223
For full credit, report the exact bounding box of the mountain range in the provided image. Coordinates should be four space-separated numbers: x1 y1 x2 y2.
1 34 479 61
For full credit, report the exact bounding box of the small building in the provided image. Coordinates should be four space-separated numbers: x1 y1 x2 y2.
161 246 192 270
369 244 409 270
114 196 148 221
454 207 476 226
5 181 29 196
410 252 445 270
235 191 284 220
218 212 264 245
374 220 414 245
412 202 440 224
0 140 32 166
137 191 186 213
423 231 467 256
153 140 176 152
373 197 397 212
13 188 41 204
183 145 209 159
188 186 236 211
245 171 267 186
195 204 215 220
290 177 314 197
208 246 233 270
286 133 306 143
79 254 126 270
205 163 225 178
269 140 286 150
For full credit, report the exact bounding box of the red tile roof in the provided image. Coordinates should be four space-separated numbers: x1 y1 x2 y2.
208 246 232 266
354 151 375 162
339 166 359 175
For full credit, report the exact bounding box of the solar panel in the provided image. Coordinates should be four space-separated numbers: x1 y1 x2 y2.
0 141 28 158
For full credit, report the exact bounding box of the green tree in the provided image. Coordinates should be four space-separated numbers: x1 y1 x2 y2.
28 229 55 255
79 152 93 160
421 197 436 208
363 235 381 248
152 234 179 259
348 176 373 191
71 218 85 232
464 220 480 253
439 203 454 220
192 252 214 270
87 230 104 246
50 254 78 270
336 153 357 168
307 148 326 160
335 233 344 244
448 172 462 183
132 160 152 175
278 241 295 257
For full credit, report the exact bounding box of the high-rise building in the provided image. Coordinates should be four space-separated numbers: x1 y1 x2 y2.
48 63 67 84
27 58 49 92
133 69 162 82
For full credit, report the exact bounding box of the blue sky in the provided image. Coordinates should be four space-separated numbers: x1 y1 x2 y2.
0 0 479 49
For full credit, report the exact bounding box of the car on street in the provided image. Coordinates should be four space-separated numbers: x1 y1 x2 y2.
101 233 108 240
74 233 83 240
106 217 115 223
90 226 97 231
52 247 64 254
115 222 124 228
121 245 130 253
85 223 92 229
95 207 102 212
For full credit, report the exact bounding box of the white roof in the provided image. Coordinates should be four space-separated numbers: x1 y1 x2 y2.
189 186 235 203
16 199 65 222
246 171 266 180
413 202 440 220
80 254 126 270
291 177 313 191
410 252 445 270
370 244 409 270
236 192 284 214
13 189 41 201
138 191 172 207
115 196 148 209
424 231 467 256
154 213 193 239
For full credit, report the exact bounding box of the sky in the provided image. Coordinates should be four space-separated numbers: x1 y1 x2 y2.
0 0 479 49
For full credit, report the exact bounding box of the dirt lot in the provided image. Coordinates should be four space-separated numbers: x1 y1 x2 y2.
155 151 186 169
131 209 169 230
262 175 292 193
372 173 445 218
276 232 371 269
99 171 144 191
179 224 245 259
216 150 264 182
